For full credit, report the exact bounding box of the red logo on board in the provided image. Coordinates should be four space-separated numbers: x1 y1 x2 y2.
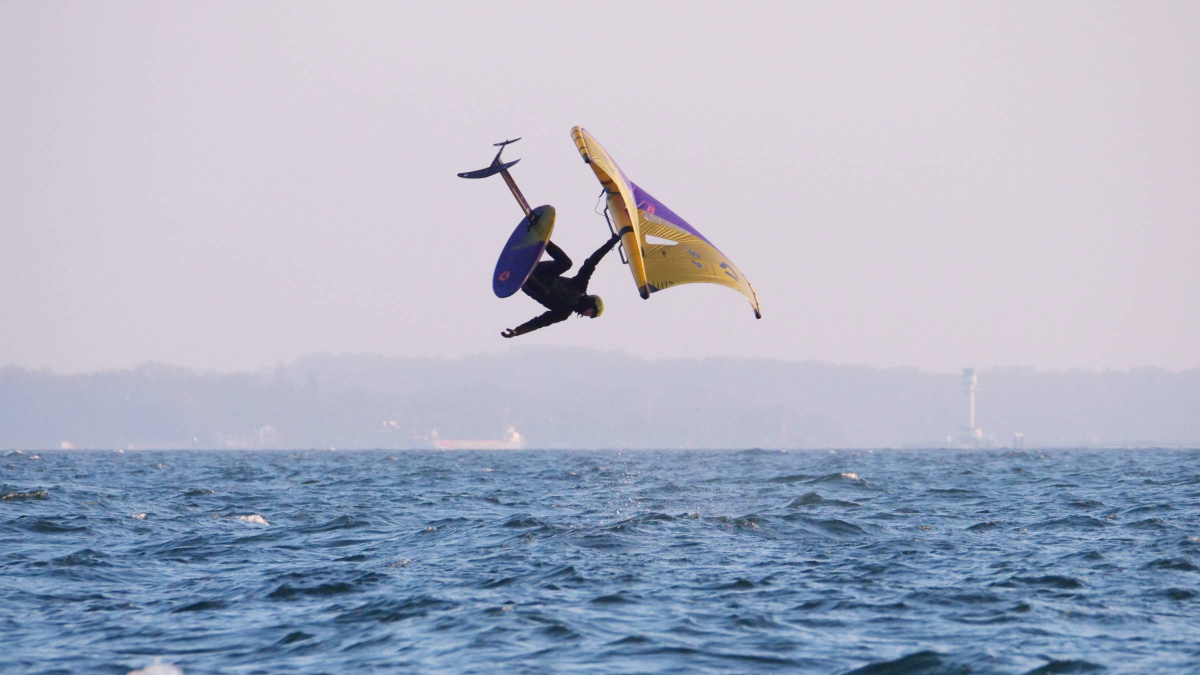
498 270 511 281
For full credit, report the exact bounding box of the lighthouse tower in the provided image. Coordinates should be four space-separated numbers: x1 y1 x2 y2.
961 368 983 446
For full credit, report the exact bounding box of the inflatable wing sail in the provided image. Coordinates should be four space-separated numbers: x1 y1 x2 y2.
571 127 761 318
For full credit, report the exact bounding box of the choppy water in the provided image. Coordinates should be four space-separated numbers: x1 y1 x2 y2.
3 449 1199 674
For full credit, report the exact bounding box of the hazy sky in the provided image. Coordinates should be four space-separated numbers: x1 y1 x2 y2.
2 2 1197 373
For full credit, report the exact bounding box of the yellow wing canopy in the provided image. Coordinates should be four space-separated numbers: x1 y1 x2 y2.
571 127 761 318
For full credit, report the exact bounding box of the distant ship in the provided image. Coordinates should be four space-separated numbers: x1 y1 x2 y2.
432 427 526 451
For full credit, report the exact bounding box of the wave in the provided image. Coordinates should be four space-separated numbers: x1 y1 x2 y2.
171 599 227 613
538 620 580 640
1125 517 1170 531
1022 659 1106 674
591 593 637 604
126 657 183 675
903 589 1002 606
705 578 756 591
999 574 1084 590
787 492 861 508
782 514 868 537
843 650 953 675
605 634 650 646
334 596 458 623
12 515 88 534
423 517 474 531
810 471 867 485
540 564 585 584
502 514 565 535
232 514 269 526
608 512 677 531
1123 503 1173 516
48 548 110 567
1 489 49 501
297 515 370 533
1057 549 1104 562
267 571 387 601
502 514 546 528
1029 516 1108 530
705 514 763 532
275 630 315 646
1142 557 1198 571
925 488 979 498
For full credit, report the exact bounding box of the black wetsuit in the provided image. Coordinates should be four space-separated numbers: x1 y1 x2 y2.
509 234 621 336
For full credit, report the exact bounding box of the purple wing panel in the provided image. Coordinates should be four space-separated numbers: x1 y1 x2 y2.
630 183 717 249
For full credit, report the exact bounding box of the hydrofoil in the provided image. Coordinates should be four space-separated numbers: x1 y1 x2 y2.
459 138 556 298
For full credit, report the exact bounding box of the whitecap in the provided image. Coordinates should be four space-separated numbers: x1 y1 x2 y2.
2 489 49 501
127 657 183 675
233 514 269 526
131 512 147 520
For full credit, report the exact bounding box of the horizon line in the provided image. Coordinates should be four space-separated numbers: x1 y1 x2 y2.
3 347 1198 378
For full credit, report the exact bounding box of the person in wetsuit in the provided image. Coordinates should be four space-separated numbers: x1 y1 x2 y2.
501 232 622 338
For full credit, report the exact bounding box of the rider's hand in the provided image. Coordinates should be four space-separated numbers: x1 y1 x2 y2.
501 328 517 338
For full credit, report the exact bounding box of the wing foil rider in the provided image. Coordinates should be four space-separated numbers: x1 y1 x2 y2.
502 232 621 338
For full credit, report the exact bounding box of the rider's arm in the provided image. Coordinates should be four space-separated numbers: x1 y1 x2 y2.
574 232 622 287
503 310 570 338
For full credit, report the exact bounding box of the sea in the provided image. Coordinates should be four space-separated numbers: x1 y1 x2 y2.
2 448 1199 674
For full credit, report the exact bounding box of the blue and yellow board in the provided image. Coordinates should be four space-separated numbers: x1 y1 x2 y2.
493 205 556 298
